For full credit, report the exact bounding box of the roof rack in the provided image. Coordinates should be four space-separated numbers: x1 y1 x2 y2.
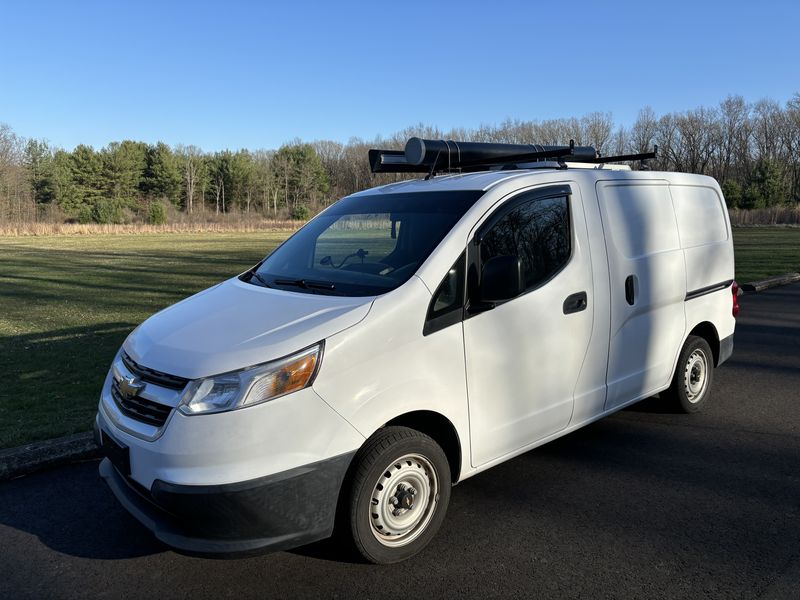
569 145 659 165
369 138 657 176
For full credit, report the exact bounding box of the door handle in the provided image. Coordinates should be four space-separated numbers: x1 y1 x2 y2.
625 275 636 305
563 291 588 314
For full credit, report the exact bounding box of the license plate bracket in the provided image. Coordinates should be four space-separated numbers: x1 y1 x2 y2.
101 431 131 476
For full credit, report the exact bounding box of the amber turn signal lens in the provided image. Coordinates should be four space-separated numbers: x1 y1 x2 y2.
242 345 321 406
269 353 319 397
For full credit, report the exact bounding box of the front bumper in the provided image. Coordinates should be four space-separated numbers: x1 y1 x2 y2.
95 353 364 554
99 449 355 555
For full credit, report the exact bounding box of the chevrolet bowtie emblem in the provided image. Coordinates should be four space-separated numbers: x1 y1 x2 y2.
118 375 145 399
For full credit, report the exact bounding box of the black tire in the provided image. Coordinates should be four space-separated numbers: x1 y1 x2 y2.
663 335 715 413
345 426 451 564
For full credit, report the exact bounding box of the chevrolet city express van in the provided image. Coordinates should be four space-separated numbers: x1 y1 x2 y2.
96 138 738 564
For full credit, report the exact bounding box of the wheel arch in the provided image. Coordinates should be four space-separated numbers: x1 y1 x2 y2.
382 411 463 484
687 321 721 366
333 410 463 546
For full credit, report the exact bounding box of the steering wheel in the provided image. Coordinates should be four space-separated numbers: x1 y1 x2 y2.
320 248 370 269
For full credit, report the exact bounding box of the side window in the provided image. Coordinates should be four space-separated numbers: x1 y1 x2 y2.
423 251 466 336
480 195 571 293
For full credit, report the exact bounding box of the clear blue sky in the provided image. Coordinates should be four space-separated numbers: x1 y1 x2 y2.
2 0 798 151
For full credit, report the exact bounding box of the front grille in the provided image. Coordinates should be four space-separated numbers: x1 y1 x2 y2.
122 352 189 390
111 380 172 427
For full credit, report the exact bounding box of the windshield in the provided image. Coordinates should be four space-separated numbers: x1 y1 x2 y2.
251 191 484 296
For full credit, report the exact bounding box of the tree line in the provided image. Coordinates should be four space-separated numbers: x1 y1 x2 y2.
1 92 799 224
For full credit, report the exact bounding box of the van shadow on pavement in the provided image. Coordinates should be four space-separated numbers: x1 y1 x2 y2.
0 459 165 560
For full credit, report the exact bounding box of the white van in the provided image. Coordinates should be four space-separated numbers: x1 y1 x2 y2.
95 138 738 564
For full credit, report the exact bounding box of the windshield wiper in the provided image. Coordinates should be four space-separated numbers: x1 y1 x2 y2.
252 272 273 288
245 264 273 288
273 278 336 291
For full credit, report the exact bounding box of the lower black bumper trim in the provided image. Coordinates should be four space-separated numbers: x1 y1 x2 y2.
99 450 355 556
718 333 734 366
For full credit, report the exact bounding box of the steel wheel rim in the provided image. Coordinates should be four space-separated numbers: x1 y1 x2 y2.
369 453 439 548
684 348 709 403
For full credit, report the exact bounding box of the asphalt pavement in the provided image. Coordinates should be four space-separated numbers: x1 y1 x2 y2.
1 284 798 599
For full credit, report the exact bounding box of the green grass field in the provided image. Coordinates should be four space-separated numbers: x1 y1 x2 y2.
0 233 283 449
1 227 798 449
731 227 800 282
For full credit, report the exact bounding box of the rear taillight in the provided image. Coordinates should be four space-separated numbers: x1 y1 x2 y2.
732 281 740 318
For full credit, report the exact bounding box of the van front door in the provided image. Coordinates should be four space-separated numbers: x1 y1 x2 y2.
464 185 594 467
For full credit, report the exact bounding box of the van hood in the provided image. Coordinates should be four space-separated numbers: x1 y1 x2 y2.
123 277 374 380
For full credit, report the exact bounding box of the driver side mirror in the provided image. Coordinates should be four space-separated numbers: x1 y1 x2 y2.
480 255 523 303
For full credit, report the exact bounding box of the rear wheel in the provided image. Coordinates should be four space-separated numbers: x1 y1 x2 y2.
345 426 451 564
663 335 714 413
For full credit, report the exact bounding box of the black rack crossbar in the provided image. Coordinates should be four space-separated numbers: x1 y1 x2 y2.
572 145 658 164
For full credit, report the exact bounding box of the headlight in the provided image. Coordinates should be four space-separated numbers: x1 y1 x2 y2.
178 343 322 415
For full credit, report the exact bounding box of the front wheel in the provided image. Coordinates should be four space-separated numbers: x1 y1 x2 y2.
345 426 451 564
663 335 715 413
